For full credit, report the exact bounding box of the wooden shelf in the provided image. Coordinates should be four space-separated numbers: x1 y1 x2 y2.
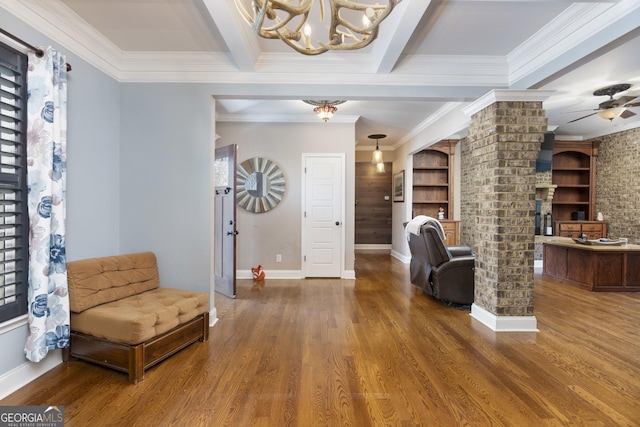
411 140 457 220
551 141 599 222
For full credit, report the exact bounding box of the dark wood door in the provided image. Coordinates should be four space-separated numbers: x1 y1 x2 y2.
355 162 392 245
214 144 237 298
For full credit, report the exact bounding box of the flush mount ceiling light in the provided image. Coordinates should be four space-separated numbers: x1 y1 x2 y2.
234 0 403 55
303 100 346 121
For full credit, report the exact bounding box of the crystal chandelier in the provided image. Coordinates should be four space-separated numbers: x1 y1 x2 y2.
234 0 403 55
303 100 346 121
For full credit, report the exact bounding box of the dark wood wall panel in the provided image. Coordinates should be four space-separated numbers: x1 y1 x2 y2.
355 162 392 244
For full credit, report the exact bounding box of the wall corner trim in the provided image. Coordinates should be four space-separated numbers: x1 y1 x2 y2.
470 304 539 332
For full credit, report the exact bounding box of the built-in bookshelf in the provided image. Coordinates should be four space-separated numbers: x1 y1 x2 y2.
412 140 457 219
551 141 599 222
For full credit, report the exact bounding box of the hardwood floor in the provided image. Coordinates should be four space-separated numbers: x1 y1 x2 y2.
3 253 639 426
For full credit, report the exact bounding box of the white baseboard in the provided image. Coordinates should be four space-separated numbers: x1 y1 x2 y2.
354 244 391 251
237 270 303 280
391 249 411 264
534 260 543 274
238 269 356 280
342 270 356 280
0 349 63 400
209 308 218 327
470 304 538 332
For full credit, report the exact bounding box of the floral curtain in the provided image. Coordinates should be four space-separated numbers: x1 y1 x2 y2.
24 47 69 362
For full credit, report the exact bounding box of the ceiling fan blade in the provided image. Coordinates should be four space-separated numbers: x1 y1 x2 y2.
599 95 636 109
562 109 597 114
620 109 637 119
567 112 598 123
623 101 640 108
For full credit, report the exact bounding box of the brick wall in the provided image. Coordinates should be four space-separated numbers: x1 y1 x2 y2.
459 136 474 247
595 127 640 243
463 101 546 316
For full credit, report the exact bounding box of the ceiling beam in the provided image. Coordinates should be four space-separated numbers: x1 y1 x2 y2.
201 0 259 72
508 0 640 88
371 0 432 74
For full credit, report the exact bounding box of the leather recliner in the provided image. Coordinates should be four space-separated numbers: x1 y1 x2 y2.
407 219 475 305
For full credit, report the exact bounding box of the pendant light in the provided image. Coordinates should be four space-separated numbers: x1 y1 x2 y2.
369 134 386 165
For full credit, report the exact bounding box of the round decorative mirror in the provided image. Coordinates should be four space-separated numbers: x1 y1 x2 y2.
237 157 286 213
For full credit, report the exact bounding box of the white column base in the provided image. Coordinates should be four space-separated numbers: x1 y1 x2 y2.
470 304 539 332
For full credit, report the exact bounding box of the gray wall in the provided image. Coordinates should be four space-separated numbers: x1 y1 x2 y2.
0 15 121 376
218 121 356 273
119 84 212 292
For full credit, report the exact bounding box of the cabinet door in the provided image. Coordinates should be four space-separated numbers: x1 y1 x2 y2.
440 221 459 246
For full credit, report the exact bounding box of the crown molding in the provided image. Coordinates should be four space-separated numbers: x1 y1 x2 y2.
0 0 509 89
462 89 555 117
508 1 640 87
0 0 122 79
395 102 465 149
394 54 508 87
118 51 239 83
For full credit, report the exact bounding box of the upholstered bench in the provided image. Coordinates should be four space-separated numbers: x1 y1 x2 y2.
62 252 209 383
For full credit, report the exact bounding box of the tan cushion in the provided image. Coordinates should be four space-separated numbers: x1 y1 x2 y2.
70 288 209 344
67 252 160 313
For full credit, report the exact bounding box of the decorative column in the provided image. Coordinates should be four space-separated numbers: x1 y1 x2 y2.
462 90 553 332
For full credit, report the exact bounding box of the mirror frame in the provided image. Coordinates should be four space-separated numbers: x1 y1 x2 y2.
236 157 286 213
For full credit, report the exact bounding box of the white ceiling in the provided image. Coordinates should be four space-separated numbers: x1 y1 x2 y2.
6 0 640 150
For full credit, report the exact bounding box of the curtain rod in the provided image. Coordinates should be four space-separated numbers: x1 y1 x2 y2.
0 27 72 72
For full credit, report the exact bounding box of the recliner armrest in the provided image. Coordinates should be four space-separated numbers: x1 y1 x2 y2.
432 255 475 279
448 245 473 257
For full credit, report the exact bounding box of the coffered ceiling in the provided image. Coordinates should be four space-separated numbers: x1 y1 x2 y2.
4 0 640 149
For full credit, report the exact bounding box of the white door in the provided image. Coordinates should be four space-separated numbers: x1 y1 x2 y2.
303 154 344 277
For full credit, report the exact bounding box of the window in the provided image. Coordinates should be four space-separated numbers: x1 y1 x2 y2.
0 42 28 323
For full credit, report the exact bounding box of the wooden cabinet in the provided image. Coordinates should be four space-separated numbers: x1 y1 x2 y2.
412 140 457 219
543 241 640 292
555 221 607 239
440 220 459 246
552 141 599 221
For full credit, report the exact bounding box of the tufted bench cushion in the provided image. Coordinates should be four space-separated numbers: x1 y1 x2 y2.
64 251 210 382
70 287 209 344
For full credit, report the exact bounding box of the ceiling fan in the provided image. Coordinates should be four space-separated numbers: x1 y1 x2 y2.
568 83 640 123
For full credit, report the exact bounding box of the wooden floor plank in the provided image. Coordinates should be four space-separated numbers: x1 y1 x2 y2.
2 253 640 426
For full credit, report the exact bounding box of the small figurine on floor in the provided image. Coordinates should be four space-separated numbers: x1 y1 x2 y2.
251 265 265 281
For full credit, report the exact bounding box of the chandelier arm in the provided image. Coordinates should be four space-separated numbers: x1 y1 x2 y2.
235 0 401 55
280 37 329 55
265 0 313 16
320 27 379 50
325 0 395 47
253 0 269 34
259 13 307 40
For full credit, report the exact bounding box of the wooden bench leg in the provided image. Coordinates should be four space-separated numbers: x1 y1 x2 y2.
62 346 70 362
129 344 145 384
201 312 210 342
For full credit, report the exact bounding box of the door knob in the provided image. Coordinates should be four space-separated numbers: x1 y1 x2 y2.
335 221 340 226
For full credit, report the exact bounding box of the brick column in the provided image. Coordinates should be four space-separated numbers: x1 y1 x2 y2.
462 90 551 332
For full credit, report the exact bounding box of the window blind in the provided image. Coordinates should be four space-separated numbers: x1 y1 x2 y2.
0 43 28 322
